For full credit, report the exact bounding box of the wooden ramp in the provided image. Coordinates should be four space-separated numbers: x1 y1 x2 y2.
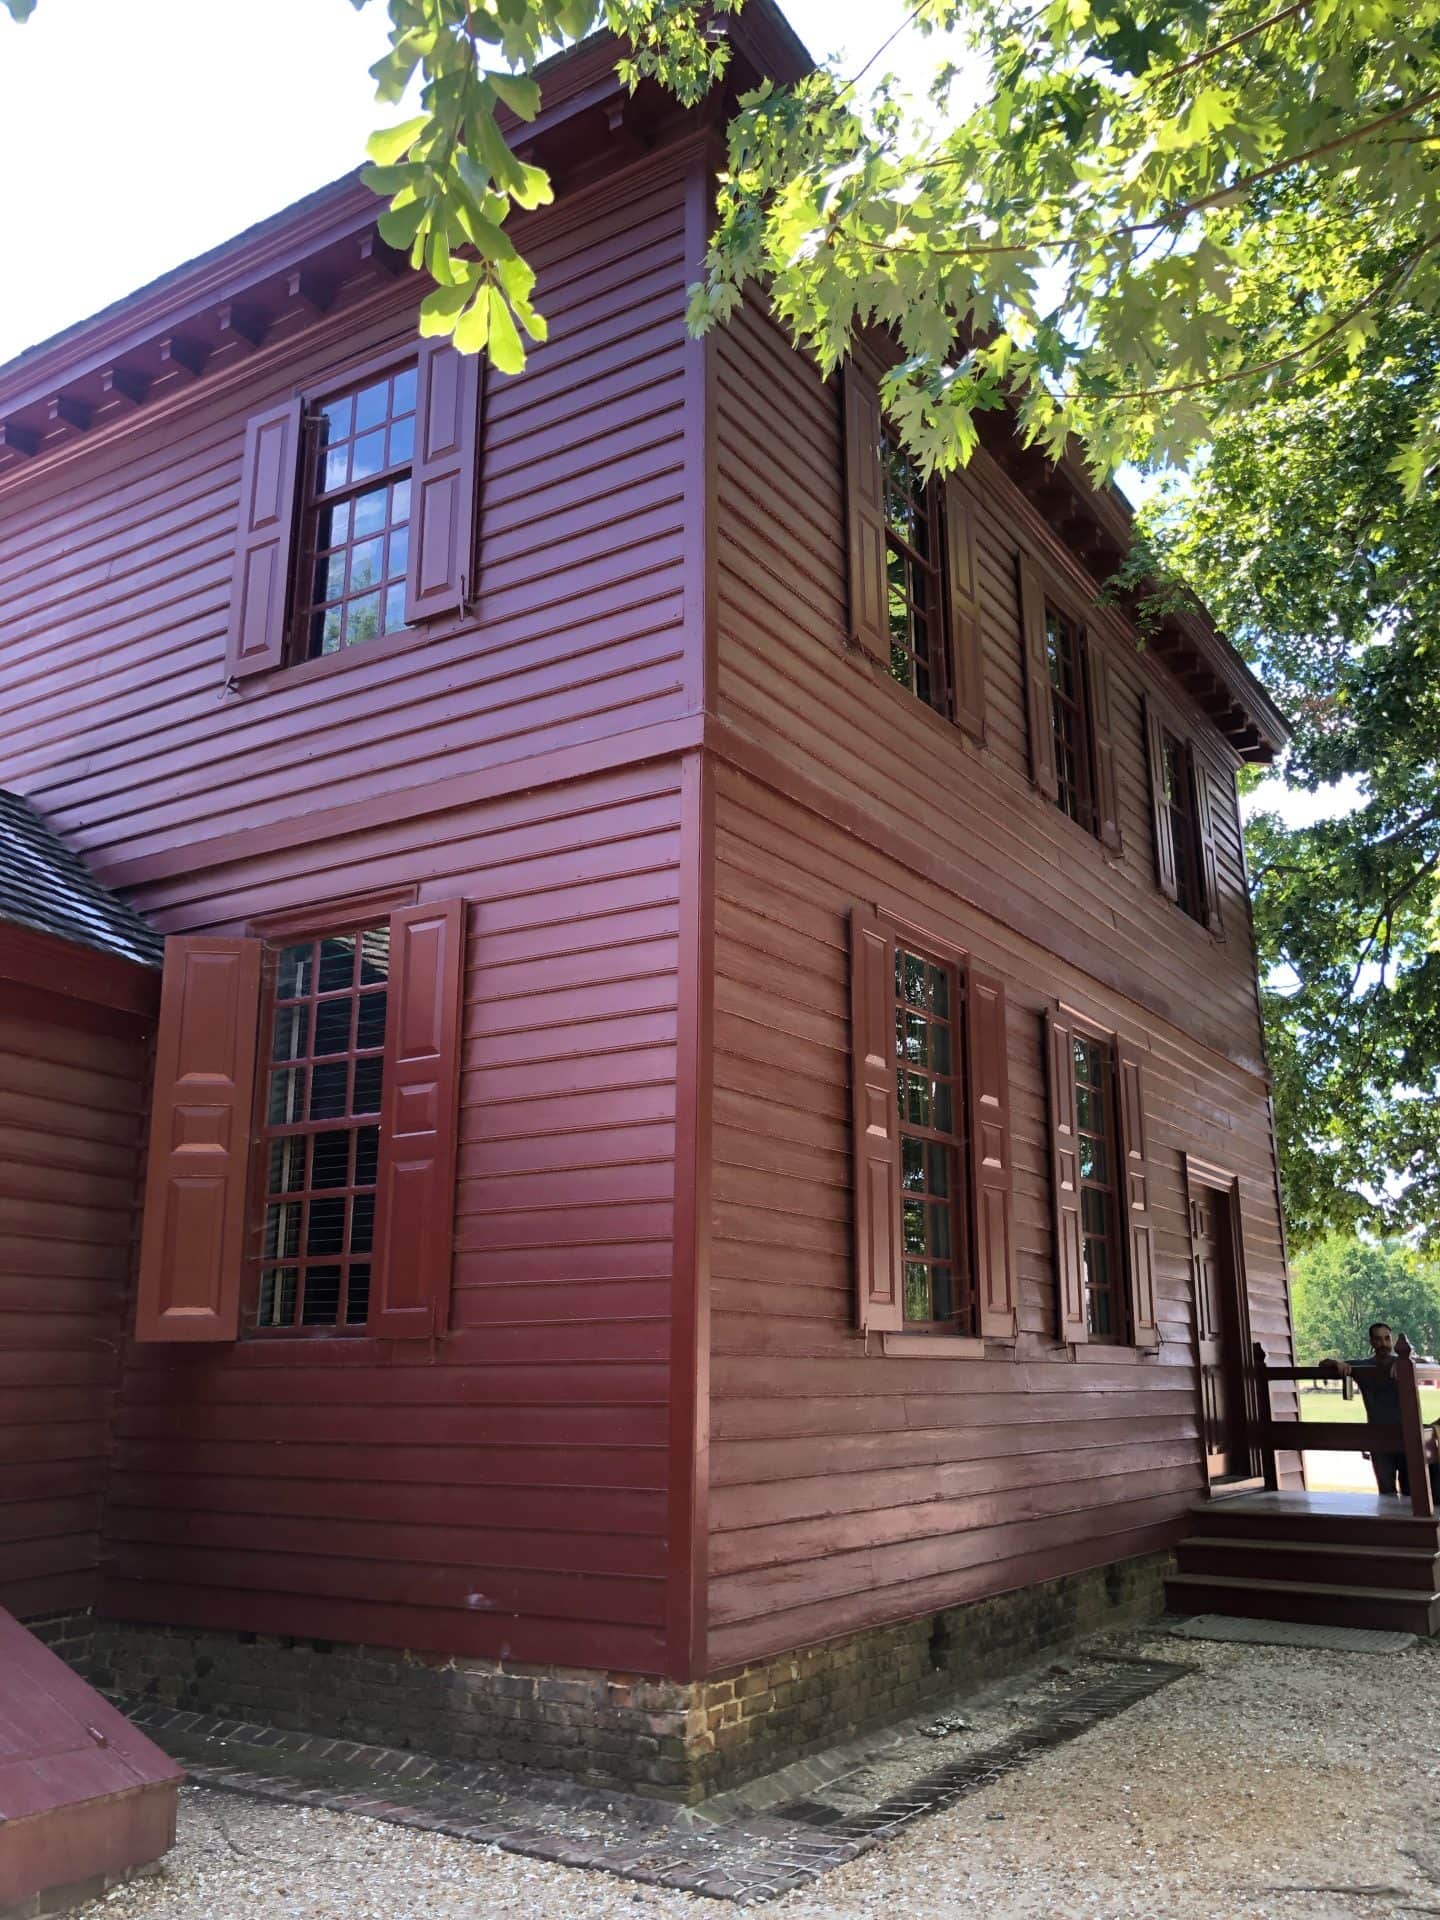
1166 1491 1440 1636
0 1609 181 1915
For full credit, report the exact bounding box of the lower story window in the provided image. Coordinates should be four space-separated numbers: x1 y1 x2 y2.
894 942 969 1326
256 924 390 1331
1072 1032 1125 1341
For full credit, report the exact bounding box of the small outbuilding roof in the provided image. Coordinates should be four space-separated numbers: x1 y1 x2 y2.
0 790 163 967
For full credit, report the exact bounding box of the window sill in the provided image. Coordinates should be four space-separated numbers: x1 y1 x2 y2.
881 1332 987 1359
226 610 466 695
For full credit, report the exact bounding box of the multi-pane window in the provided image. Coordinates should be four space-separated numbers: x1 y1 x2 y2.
1046 606 1098 834
894 945 969 1326
256 926 390 1332
293 366 417 661
1072 1033 1125 1342
1161 729 1204 922
882 424 947 714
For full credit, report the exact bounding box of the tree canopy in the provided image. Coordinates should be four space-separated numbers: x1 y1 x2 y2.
1145 296 1440 1244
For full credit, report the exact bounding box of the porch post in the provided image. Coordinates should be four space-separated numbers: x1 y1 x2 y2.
1395 1337 1434 1518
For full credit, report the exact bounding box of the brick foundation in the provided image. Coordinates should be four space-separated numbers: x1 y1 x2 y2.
30 1551 1170 1803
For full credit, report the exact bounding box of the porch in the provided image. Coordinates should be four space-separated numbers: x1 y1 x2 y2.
1165 1339 1440 1635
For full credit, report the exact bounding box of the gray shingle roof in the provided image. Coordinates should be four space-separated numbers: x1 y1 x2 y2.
0 791 163 967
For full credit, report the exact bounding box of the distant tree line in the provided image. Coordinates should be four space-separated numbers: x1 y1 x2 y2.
1289 1236 1440 1365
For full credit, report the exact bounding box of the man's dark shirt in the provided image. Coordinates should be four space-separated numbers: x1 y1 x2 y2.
1348 1358 1402 1423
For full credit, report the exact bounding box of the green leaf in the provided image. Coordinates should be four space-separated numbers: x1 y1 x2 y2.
365 114 428 167
486 284 528 375
488 70 541 121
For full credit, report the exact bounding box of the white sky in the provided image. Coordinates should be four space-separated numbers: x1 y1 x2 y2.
0 0 928 367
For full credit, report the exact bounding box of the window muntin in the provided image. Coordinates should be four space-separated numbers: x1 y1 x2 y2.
1161 729 1205 922
894 944 969 1327
293 366 417 661
882 424 948 715
1045 605 1098 834
1072 1033 1125 1343
255 925 389 1332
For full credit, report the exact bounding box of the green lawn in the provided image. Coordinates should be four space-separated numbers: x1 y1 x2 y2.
1296 1384 1440 1425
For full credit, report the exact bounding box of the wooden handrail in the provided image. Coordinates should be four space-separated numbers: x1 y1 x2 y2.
1252 1336 1435 1517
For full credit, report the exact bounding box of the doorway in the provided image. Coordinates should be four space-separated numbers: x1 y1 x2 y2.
1187 1166 1257 1488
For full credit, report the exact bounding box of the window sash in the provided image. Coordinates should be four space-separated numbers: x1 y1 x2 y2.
250 923 390 1337
1046 607 1099 835
1071 1033 1127 1343
892 941 971 1330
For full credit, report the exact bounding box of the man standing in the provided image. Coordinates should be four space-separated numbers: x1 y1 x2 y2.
1321 1322 1408 1496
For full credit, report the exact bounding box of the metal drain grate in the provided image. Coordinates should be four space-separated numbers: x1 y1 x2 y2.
778 1658 1194 1842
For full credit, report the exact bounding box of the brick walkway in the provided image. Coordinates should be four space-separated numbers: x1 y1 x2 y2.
120 1655 1190 1906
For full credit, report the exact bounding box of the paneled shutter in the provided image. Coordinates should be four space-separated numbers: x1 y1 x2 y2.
405 341 483 624
1018 556 1059 801
368 898 466 1339
135 937 262 1342
225 398 303 680
967 969 1016 1338
1144 697 1179 902
1045 1009 1087 1344
843 347 890 666
944 481 986 741
1088 640 1123 853
1193 757 1224 933
1116 1042 1159 1348
850 907 903 1331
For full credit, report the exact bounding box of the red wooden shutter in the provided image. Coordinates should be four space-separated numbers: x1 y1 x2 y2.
1193 756 1224 933
1116 1041 1158 1348
1045 1009 1087 1344
1088 639 1123 853
135 937 261 1342
225 398 303 680
967 969 1016 1338
851 907 903 1331
369 898 466 1339
405 341 483 624
1144 697 1179 902
843 348 890 666
944 481 986 741
1018 556 1059 801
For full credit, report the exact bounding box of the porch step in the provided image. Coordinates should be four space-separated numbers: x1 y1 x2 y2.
1187 1496 1440 1552
1165 1571 1440 1636
1176 1535 1440 1592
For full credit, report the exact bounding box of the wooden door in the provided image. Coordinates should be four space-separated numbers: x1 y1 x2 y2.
1190 1182 1250 1483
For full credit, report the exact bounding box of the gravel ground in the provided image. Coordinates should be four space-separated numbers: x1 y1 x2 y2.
81 1629 1440 1920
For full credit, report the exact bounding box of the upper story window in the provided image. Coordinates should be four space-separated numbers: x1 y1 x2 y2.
1018 556 1122 854
842 352 988 741
882 426 947 715
1045 603 1098 835
257 925 390 1331
1144 697 1222 930
294 368 417 661
1160 728 1205 922
225 339 480 685
894 941 969 1327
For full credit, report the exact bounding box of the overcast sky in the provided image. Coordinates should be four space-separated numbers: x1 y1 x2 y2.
0 0 930 366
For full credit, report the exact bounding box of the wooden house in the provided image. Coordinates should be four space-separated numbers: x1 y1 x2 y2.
5 0 1405 1807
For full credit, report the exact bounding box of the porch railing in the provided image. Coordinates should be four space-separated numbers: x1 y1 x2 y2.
1251 1334 1436 1518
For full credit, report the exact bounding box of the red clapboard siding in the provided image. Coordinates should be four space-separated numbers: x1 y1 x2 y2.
0 1005 147 1619
702 291 1293 1671
0 168 694 880
88 765 687 1670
